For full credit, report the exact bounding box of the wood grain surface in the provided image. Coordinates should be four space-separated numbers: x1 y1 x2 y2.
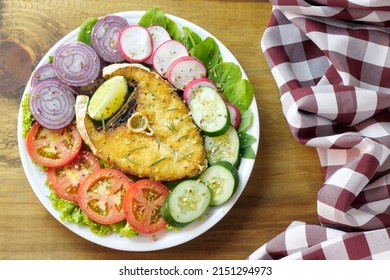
0 0 324 260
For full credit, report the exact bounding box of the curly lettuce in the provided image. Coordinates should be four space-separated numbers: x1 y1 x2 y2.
21 94 35 137
49 191 138 238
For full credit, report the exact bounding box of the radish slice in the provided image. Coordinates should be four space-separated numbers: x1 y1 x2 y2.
166 56 207 90
29 79 76 129
118 25 153 63
152 40 188 77
226 102 241 129
53 42 101 87
183 77 217 104
31 64 57 89
144 25 171 65
91 15 129 63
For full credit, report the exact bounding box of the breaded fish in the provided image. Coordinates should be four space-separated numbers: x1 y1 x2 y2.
75 64 207 182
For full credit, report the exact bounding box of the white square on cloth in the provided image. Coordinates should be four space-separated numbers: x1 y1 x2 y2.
355 88 378 112
315 90 338 115
363 41 388 67
326 33 349 56
285 224 308 252
278 23 305 45
326 167 368 195
326 149 348 166
359 122 390 138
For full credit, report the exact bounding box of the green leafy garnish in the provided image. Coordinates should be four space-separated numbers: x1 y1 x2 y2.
123 156 142 166
138 7 167 28
148 157 167 167
182 27 203 50
21 94 34 137
238 131 257 159
166 120 177 133
208 62 242 92
77 17 98 45
190 37 222 70
238 109 253 133
223 79 254 114
139 7 182 41
49 191 138 237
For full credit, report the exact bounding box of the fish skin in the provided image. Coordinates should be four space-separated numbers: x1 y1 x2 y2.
75 64 207 182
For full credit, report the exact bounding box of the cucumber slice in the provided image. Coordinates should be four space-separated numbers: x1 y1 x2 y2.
204 125 240 167
189 86 230 136
161 180 211 227
87 75 128 121
199 161 239 206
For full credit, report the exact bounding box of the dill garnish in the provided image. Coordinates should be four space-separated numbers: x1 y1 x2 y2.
148 157 167 167
166 120 176 133
146 84 157 97
177 152 193 162
123 156 141 165
128 146 146 153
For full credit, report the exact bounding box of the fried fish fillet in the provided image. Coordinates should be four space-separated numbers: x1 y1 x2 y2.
75 64 207 182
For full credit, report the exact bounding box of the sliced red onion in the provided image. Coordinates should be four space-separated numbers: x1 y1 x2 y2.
91 15 129 63
29 79 76 129
53 41 101 87
31 63 57 88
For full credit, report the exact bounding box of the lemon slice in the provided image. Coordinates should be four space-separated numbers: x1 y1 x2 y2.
87 75 128 121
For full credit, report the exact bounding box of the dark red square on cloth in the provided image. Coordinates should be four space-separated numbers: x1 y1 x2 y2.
343 234 372 260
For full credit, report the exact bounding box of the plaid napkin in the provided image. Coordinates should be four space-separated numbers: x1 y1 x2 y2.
250 0 390 260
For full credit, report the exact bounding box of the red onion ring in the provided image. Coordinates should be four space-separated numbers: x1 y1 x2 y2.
29 79 76 129
31 63 57 89
91 15 129 63
53 42 101 87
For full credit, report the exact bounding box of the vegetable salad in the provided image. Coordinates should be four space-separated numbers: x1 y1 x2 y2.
21 7 257 238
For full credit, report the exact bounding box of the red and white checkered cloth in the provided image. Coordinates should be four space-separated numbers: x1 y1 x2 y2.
250 0 390 260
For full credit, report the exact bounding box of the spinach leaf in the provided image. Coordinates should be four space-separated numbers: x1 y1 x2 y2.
238 131 257 160
165 17 182 41
239 131 257 149
240 146 256 159
139 7 182 42
182 27 203 50
223 79 254 113
208 62 242 92
238 109 253 133
138 7 167 28
190 37 221 70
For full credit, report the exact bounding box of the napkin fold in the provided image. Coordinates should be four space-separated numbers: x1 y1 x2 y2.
252 0 390 260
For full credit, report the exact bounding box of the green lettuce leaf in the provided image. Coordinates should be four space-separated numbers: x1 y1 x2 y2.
49 192 137 237
21 94 34 137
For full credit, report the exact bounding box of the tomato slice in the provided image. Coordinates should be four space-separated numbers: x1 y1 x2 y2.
123 179 169 234
77 168 134 225
46 150 101 202
25 122 82 168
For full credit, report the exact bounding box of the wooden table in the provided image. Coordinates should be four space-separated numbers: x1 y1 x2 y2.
0 0 324 260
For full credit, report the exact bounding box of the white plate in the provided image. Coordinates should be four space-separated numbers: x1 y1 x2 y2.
17 11 260 251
